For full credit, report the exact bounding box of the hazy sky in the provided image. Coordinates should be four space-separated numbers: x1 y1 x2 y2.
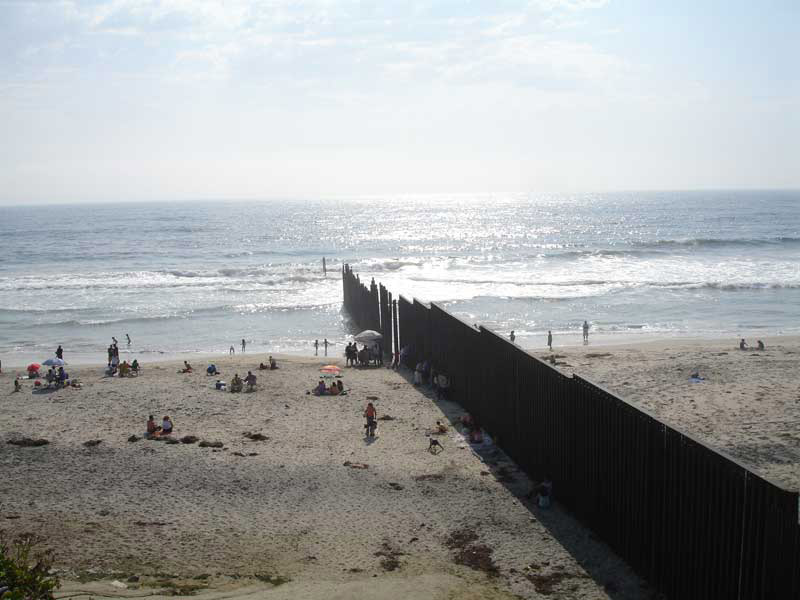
1 0 798 204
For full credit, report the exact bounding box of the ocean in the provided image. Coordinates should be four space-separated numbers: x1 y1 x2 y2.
1 190 798 366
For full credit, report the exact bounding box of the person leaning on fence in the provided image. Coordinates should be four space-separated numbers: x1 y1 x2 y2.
436 373 449 400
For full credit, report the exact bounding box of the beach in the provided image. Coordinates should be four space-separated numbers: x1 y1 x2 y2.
1 353 648 600
544 335 800 491
2 335 799 598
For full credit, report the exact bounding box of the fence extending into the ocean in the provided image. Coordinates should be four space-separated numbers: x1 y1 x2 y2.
342 264 800 599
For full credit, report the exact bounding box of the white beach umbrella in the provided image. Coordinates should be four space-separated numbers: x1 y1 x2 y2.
42 358 66 367
354 330 383 343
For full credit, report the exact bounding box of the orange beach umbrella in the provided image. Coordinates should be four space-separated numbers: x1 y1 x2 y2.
319 365 341 375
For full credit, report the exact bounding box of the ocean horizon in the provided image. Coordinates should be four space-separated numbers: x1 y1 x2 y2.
1 190 798 367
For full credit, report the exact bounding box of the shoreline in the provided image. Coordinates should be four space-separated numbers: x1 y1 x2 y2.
2 332 796 370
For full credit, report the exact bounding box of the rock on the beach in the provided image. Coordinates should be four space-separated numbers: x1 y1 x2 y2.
180 435 199 444
199 440 223 448
243 432 268 441
127 435 140 442
83 439 103 447
7 437 49 447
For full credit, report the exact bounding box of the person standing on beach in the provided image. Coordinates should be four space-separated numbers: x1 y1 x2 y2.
314 339 319 356
229 345 235 355
510 330 515 343
582 321 589 344
107 345 113 366
126 333 131 346
323 338 329 356
112 336 118 346
241 338 246 353
547 330 553 351
56 345 63 360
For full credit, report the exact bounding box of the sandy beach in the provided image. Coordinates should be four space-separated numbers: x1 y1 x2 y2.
2 336 798 599
1 353 648 599
542 335 800 491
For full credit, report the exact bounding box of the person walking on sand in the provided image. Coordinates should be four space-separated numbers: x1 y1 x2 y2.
510 330 515 343
241 338 246 353
547 330 553 351
582 321 589 344
314 339 319 356
364 402 377 438
56 345 63 360
229 345 235 355
323 338 329 356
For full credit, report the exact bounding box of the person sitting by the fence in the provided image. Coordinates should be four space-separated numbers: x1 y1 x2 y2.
430 366 437 390
528 476 553 508
757 340 765 350
739 338 748 350
399 345 410 367
244 371 257 391
230 373 243 393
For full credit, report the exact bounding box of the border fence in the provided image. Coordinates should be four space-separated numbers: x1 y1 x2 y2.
342 264 800 599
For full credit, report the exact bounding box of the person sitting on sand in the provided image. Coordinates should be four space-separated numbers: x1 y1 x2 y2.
739 338 748 350
329 381 340 395
259 362 268 370
46 368 56 386
119 361 131 377
337 380 344 394
13 379 22 393
269 355 277 370
434 420 448 434
57 367 69 387
145 415 161 439
757 340 765 350
161 415 174 435
206 364 219 376
314 379 326 395
244 371 257 391
131 359 140 374
230 373 243 393
181 361 193 373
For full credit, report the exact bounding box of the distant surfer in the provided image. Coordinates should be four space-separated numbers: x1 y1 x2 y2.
126 333 131 346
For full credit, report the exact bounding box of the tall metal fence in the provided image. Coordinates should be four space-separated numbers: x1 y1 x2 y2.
342 264 800 599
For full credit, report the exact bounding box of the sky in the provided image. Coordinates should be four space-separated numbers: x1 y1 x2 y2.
1 0 798 204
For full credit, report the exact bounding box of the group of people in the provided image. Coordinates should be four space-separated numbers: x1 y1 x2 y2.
145 414 174 438
313 378 345 395
314 338 331 356
740 338 766 351
345 342 381 367
220 371 257 393
258 356 277 370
